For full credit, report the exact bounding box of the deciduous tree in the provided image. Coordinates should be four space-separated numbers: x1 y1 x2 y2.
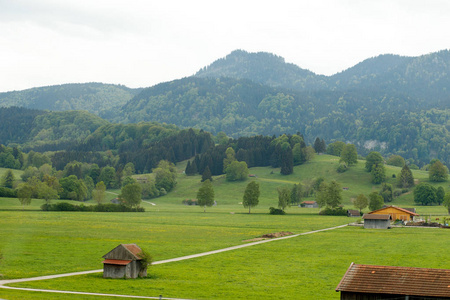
414 183 437 206
243 181 260 213
93 181 106 204
119 183 142 209
340 144 357 166
369 192 384 211
354 194 368 214
429 160 448 182
197 179 214 212
17 183 32 210
365 152 383 172
277 186 290 212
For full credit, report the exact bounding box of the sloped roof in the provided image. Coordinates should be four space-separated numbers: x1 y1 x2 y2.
363 214 391 220
102 259 132 265
301 201 317 205
369 205 419 216
102 244 142 260
336 263 450 298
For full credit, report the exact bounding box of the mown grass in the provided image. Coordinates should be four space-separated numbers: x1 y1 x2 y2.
1 156 449 299
7 226 450 300
0 208 350 280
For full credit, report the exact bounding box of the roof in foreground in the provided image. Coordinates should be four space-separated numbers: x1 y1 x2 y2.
336 263 450 298
362 214 391 220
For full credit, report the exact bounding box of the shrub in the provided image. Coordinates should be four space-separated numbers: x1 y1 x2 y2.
0 187 17 198
269 207 286 215
336 163 348 173
41 202 145 212
319 207 347 216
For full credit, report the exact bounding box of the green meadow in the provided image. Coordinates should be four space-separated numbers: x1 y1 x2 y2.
1 155 449 299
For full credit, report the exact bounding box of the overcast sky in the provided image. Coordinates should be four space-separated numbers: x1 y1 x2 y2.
1 0 449 92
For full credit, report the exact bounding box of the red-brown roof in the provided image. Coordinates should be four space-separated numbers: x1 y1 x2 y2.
301 201 317 204
102 259 132 265
362 214 391 220
336 263 450 298
102 244 143 260
122 244 143 258
369 205 419 216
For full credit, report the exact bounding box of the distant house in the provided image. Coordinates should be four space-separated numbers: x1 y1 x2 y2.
300 201 318 208
347 210 360 217
369 205 419 221
102 244 146 278
362 214 392 229
336 263 450 299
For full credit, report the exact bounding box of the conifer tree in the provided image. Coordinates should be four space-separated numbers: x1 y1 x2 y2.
201 166 212 182
397 165 415 188
1 169 15 188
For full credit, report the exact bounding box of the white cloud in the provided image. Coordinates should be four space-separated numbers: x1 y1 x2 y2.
0 0 449 92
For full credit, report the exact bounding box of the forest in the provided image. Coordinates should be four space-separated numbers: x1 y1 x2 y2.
1 49 450 169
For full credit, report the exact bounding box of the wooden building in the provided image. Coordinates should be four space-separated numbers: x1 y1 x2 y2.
336 263 450 299
102 244 146 279
362 214 391 229
369 205 419 221
347 210 360 217
300 201 318 208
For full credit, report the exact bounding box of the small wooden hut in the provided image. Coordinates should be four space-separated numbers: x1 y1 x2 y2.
362 214 391 229
102 244 146 278
347 209 360 217
336 263 450 299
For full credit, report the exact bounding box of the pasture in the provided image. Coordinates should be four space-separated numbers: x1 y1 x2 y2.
1 156 449 299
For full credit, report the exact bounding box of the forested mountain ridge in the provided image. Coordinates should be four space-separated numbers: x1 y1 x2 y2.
0 82 141 116
195 49 329 90
114 49 450 167
196 49 450 108
0 107 108 151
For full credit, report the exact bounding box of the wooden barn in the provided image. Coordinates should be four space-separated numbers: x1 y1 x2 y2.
347 210 360 217
102 244 146 279
362 214 391 229
336 263 450 299
300 201 318 208
369 205 419 221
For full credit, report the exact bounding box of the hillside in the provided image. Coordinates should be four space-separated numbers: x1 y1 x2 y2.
0 82 141 116
0 107 108 151
116 75 450 167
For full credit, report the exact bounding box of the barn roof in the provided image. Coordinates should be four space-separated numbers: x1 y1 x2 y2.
362 214 391 220
370 205 419 216
336 263 450 298
301 201 317 205
102 244 143 260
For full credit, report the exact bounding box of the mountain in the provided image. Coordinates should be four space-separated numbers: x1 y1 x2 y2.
0 82 141 116
116 49 450 167
196 49 450 108
195 49 328 90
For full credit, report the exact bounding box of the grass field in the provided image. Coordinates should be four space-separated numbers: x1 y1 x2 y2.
1 156 449 299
